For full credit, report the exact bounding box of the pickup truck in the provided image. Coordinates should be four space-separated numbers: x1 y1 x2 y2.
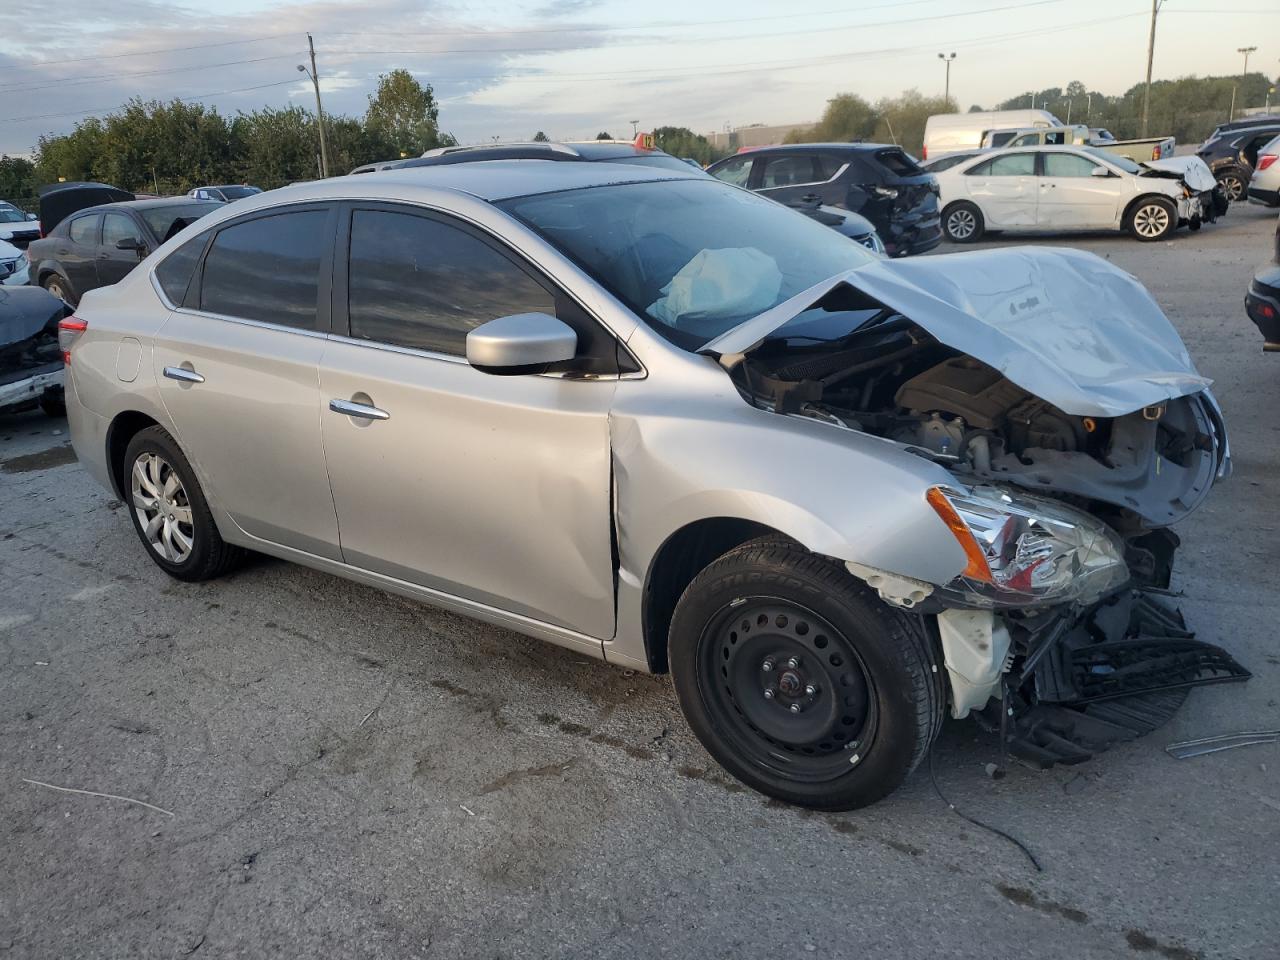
982 126 1175 162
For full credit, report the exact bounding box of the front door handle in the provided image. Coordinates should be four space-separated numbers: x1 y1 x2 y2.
163 366 204 384
329 398 390 421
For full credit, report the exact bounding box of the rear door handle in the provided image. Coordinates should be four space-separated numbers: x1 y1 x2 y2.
163 366 205 384
329 398 390 421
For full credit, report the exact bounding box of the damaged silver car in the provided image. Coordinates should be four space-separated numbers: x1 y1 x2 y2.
63 164 1247 809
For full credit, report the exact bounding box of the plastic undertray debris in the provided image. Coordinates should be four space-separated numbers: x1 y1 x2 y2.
1166 731 1280 759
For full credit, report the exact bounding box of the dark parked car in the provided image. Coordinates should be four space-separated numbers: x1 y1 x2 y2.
0 285 69 416
1245 210 1280 352
1197 119 1280 202
705 144 942 256
26 197 222 306
357 140 886 253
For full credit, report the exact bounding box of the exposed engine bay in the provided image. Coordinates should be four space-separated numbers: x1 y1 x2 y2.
727 287 1226 551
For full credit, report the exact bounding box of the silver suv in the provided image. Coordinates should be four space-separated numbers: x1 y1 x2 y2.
63 163 1241 809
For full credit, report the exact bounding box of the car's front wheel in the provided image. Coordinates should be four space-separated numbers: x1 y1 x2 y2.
669 538 944 810
1127 196 1178 241
942 201 984 243
123 425 243 581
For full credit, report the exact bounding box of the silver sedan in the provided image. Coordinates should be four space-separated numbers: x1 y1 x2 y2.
62 162 1241 809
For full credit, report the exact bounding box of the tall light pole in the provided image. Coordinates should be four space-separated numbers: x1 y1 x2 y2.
1140 0 1166 138
938 52 956 105
297 34 330 178
1232 46 1257 120
629 120 639 138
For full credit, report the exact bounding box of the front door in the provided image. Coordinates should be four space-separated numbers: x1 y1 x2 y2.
319 205 617 639
964 151 1038 227
97 212 148 286
1036 151 1124 228
153 205 342 559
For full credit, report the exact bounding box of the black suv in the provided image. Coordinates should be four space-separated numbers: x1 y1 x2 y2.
1197 117 1280 202
705 144 941 256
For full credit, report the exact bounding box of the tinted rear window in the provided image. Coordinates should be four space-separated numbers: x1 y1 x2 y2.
200 209 328 329
874 149 923 176
140 203 222 243
155 233 207 305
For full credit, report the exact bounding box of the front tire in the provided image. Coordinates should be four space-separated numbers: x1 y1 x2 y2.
942 201 984 243
669 538 944 810
1126 196 1177 241
123 425 242 581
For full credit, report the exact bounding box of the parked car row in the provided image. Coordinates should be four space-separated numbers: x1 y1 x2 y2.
1198 114 1280 203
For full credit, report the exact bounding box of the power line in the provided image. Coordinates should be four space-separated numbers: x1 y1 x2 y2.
0 79 300 124
0 54 305 95
0 34 296 73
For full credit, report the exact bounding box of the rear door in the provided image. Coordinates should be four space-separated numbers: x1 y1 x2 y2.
755 153 839 207
961 152 1037 226
1036 151 1124 228
152 204 342 559
97 212 148 286
318 203 619 639
60 214 102 294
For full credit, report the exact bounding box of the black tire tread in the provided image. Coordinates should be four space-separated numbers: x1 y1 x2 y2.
670 536 945 809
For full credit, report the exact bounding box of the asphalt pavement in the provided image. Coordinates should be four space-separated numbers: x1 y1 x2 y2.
1 203 1277 960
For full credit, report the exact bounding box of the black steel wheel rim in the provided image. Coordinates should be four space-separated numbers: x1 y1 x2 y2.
697 598 879 783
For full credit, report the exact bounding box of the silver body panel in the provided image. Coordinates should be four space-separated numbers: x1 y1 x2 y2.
64 162 1218 685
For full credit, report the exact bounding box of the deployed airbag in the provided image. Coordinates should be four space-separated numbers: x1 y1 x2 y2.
649 247 782 333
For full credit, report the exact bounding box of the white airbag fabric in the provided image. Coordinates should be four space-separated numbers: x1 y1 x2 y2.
648 247 782 331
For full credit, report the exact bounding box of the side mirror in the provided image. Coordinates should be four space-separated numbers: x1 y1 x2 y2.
25 212 37 221
116 236 145 252
466 312 577 375
1090 166 1111 178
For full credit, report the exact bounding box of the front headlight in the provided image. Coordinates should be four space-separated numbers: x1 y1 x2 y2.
926 485 1128 609
868 231 886 255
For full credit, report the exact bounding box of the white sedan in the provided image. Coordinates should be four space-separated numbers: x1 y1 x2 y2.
934 145 1219 243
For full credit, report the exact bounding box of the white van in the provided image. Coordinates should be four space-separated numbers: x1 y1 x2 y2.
922 109 1061 160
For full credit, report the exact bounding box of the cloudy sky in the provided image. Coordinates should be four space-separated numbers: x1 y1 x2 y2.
0 0 1276 155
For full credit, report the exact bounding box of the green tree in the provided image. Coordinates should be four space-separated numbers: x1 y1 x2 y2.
0 155 38 207
532 130 550 142
595 131 613 140
785 94 876 143
365 69 443 156
33 118 106 186
651 125 723 164
870 89 953 155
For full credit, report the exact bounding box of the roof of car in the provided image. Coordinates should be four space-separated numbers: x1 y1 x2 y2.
731 143 898 155
71 197 224 215
320 159 702 202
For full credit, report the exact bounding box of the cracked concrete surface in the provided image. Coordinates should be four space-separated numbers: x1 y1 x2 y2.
2 205 1278 959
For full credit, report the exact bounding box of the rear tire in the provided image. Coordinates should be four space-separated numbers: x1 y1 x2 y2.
123 425 243 581
1126 196 1177 241
668 537 944 810
41 273 75 306
942 201 984 243
1216 170 1246 203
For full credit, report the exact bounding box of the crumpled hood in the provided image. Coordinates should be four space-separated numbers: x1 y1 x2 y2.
703 246 1211 419
1140 155 1217 192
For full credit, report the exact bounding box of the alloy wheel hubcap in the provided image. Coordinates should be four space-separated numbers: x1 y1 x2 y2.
948 209 976 239
131 452 194 563
1134 204 1170 238
1221 176 1243 201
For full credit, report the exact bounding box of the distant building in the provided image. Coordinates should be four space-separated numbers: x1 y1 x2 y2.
707 121 815 152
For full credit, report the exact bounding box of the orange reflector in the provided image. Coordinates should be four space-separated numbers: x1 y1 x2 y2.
633 132 655 150
926 487 993 584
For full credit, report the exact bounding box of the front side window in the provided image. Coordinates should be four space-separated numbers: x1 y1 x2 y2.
1009 133 1040 148
971 153 1036 176
1042 153 1101 178
68 215 100 245
1043 131 1065 146
102 213 142 247
760 155 817 188
709 156 752 187
500 178 876 349
200 209 328 329
347 209 556 356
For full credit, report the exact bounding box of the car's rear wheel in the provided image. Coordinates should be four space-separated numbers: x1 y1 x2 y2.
1127 196 1177 241
1216 170 1246 203
42 273 74 306
123 425 242 581
669 537 944 810
942 202 984 243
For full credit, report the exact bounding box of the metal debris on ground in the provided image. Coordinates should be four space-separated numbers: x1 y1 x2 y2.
1165 731 1280 759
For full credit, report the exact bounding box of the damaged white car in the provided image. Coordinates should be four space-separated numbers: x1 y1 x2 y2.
935 145 1226 243
63 165 1247 810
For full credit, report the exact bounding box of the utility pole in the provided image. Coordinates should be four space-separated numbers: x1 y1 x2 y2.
938 52 956 105
1140 0 1162 138
1086 92 1093 121
298 34 330 178
629 120 639 137
1065 99 1072 124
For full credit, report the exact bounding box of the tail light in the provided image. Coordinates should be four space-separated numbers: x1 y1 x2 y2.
921 145 928 160
58 316 87 364
1152 145 1161 161
1259 154 1278 172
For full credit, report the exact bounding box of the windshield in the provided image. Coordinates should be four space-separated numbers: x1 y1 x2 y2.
499 179 876 349
1083 147 1139 174
0 209 26 223
140 202 223 241
601 154 706 173
217 186 262 199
